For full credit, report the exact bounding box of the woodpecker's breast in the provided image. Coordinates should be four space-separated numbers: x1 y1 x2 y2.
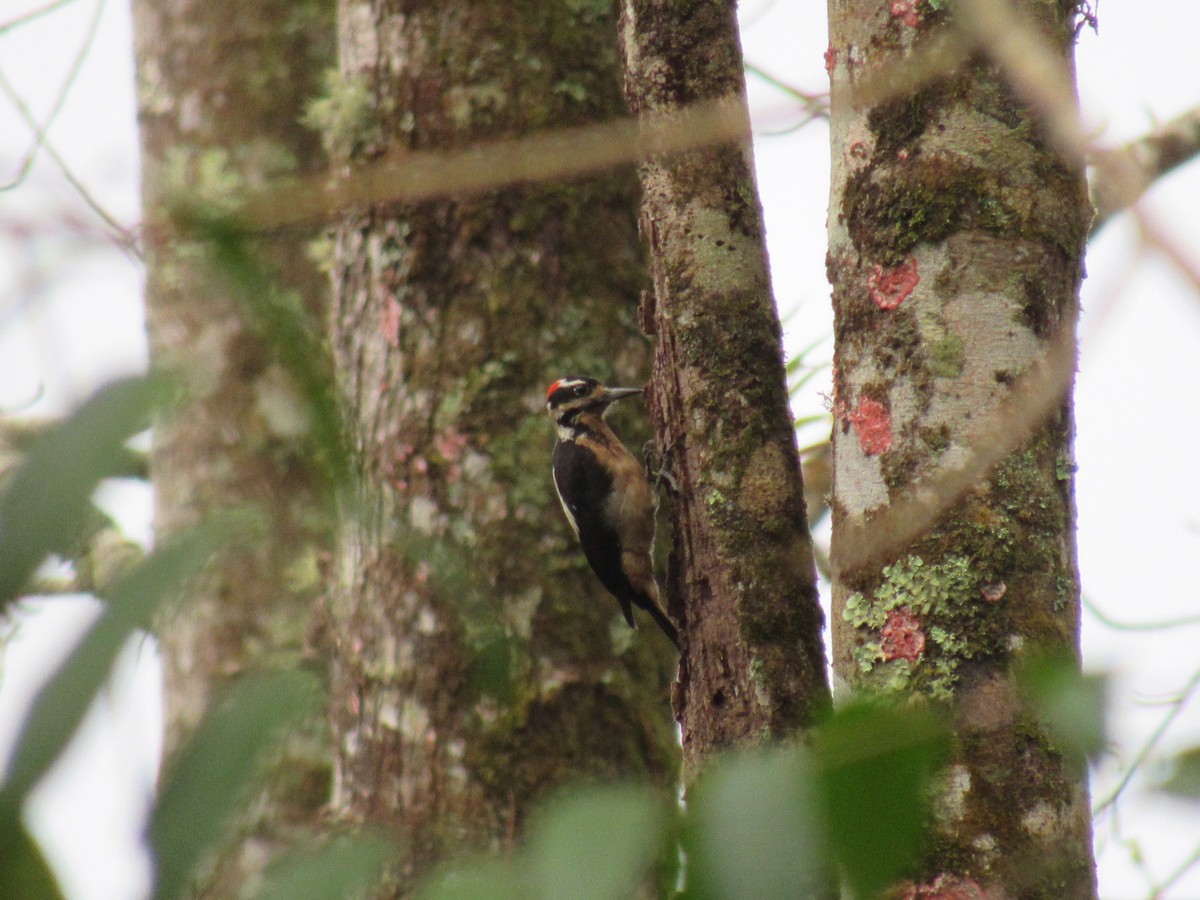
552 423 653 553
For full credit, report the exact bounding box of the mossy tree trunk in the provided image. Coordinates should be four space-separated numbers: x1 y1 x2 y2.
826 1 1097 895
322 0 679 890
132 0 336 893
618 0 831 776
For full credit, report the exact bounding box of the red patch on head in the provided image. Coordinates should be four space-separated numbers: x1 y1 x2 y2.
848 397 892 455
546 380 564 400
881 606 925 662
868 255 919 310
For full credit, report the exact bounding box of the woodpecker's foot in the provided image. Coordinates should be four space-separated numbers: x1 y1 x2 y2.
643 440 678 493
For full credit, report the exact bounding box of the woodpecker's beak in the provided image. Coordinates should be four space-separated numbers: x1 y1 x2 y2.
603 386 643 404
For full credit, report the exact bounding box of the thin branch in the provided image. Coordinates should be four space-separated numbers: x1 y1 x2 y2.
0 0 106 191
744 62 828 117
1083 594 1200 632
954 0 1090 167
229 95 755 232
831 318 1078 576
1092 667 1200 816
1152 842 1200 899
0 0 77 34
0 0 139 258
1091 105 1200 236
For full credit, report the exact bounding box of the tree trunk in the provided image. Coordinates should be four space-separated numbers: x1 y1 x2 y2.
826 1 1097 895
322 0 679 890
132 0 335 892
618 0 831 776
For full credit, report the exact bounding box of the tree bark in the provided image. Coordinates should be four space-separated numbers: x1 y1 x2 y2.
323 0 678 890
132 0 335 891
826 1 1097 895
618 0 831 776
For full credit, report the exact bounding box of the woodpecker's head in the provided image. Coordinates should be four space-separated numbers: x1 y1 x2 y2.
545 376 642 427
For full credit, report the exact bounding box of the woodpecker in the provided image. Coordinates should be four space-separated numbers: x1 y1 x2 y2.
546 376 679 648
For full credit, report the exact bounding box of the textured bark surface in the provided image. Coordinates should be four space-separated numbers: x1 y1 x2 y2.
132 0 335 891
324 0 678 890
826 1 1097 896
618 0 830 774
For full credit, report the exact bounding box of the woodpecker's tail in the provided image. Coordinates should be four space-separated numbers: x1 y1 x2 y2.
640 597 679 649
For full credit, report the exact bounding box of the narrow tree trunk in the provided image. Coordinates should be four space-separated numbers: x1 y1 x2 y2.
618 0 831 775
826 1 1097 895
323 1 678 890
132 0 335 891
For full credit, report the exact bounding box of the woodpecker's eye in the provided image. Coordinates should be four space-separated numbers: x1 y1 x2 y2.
573 384 588 397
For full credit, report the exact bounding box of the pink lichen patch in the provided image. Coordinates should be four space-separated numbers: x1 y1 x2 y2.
824 46 837 76
980 581 1007 603
433 427 469 463
890 0 923 27
881 606 925 661
382 295 402 348
848 397 893 455
898 874 1001 900
868 255 919 309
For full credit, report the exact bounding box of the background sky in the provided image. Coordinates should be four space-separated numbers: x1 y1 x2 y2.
2 0 1199 897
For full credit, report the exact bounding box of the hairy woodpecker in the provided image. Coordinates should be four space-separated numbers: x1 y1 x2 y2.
546 376 679 648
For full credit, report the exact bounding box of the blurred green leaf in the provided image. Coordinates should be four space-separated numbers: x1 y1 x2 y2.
1017 650 1107 761
683 747 828 900
254 833 395 900
471 633 516 703
420 859 524 900
526 785 663 900
0 799 64 900
3 530 219 802
180 211 349 484
419 785 663 900
0 376 165 607
811 701 951 900
1156 745 1200 798
150 671 322 900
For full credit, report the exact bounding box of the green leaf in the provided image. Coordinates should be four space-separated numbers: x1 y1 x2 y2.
0 376 165 607
1156 746 1200 798
0 798 64 900
180 211 349 484
811 701 951 900
684 747 828 900
1017 650 1107 761
150 671 322 900
3 530 218 802
526 785 663 900
253 833 394 900
420 860 524 900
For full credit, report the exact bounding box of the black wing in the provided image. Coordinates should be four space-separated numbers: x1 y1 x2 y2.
552 439 636 627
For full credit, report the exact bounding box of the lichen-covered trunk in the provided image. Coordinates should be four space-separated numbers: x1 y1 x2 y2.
618 0 830 775
826 1 1097 895
324 0 678 889
132 0 335 892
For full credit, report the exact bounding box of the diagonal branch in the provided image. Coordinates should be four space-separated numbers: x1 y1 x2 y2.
1089 105 1200 236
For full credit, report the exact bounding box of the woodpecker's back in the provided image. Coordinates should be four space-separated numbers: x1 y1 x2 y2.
546 377 678 647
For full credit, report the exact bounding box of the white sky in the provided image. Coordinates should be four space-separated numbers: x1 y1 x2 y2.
2 0 1199 897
